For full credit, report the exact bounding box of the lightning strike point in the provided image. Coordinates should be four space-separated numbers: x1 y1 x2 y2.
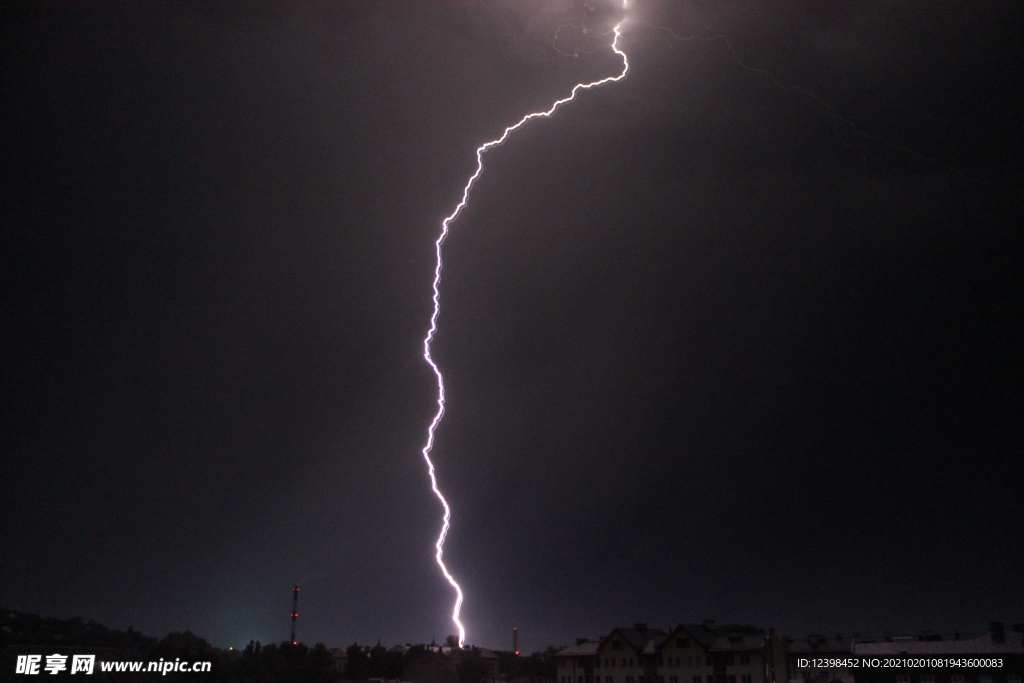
418 17 630 650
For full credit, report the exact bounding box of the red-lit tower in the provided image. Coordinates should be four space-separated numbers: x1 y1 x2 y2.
290 586 299 645
513 627 518 655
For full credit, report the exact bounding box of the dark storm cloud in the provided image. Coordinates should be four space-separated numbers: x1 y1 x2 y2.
2 0 1021 655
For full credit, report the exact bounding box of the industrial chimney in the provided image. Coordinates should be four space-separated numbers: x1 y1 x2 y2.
290 586 299 645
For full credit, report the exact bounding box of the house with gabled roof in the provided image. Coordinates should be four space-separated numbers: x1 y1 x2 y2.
592 624 669 683
658 623 713 683
557 639 602 683
657 621 785 683
582 620 784 683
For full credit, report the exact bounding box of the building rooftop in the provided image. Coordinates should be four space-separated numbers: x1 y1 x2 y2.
853 632 1023 656
677 623 766 652
558 641 601 657
602 625 670 654
788 636 855 655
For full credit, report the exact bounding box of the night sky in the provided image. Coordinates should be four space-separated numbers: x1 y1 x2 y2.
2 0 1022 654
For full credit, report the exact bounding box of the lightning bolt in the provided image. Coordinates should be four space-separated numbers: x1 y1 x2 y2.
419 7 630 650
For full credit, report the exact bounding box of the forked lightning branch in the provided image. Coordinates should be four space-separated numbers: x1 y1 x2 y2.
418 1 631 649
